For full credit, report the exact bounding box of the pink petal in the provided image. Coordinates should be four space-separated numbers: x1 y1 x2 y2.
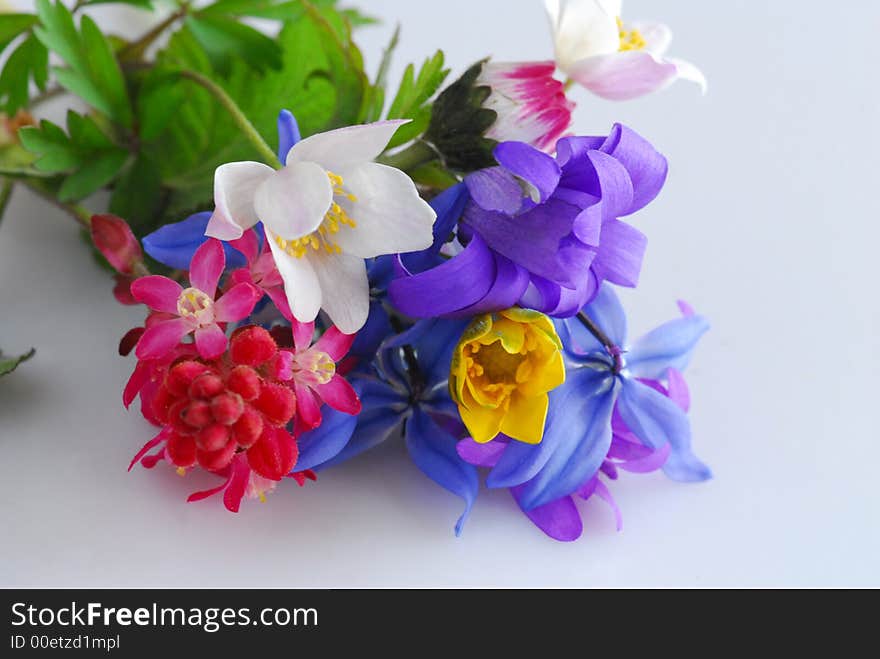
291 319 315 352
187 479 230 503
266 286 293 321
666 367 691 412
214 282 262 322
123 361 150 408
593 480 623 532
677 300 696 318
229 229 260 265
130 276 183 314
314 325 356 361
294 382 322 431
194 323 228 359
315 374 362 415
223 457 251 513
568 51 677 101
128 429 168 471
189 239 225 296
136 318 191 360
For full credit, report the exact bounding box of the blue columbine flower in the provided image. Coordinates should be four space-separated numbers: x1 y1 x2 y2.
296 318 479 535
481 284 712 512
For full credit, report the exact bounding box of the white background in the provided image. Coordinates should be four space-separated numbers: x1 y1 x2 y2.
1 0 877 587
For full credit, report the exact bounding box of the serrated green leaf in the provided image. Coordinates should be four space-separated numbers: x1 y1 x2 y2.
185 15 283 74
0 33 48 113
18 120 80 172
0 143 50 178
80 0 153 8
199 0 336 21
66 109 114 150
0 347 35 378
384 50 448 149
58 148 128 201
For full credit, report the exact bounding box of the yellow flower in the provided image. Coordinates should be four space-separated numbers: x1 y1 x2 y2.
450 308 565 445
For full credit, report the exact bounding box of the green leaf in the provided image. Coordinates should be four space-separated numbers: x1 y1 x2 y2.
385 50 449 149
0 33 49 114
79 0 154 8
0 142 51 178
198 0 336 21
0 14 38 53
59 149 128 201
0 348 35 378
109 154 164 232
33 0 132 126
185 15 283 74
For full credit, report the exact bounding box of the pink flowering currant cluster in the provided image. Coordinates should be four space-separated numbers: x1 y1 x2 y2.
93 216 361 512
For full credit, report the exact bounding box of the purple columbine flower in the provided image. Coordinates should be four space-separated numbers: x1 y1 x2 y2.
389 124 668 319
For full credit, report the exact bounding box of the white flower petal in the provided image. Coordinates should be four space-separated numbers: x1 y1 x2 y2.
668 56 708 94
550 0 620 71
254 161 333 239
207 162 274 240
266 228 323 323
308 251 370 334
287 120 409 172
630 21 672 56
331 163 436 259
568 51 677 101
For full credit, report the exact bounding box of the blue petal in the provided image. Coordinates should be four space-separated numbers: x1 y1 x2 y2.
348 301 394 365
626 314 711 379
384 318 468 389
401 183 469 274
295 405 359 471
582 283 628 346
277 110 301 163
405 408 479 536
487 367 611 490
514 378 617 510
143 213 247 270
617 378 712 482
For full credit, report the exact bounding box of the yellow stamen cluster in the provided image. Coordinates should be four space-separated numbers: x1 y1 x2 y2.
274 171 358 259
617 17 647 51
177 287 213 320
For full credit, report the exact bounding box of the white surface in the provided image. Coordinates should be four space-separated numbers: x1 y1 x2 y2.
1 0 878 587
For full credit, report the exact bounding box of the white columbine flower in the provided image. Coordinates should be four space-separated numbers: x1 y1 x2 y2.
545 0 706 101
205 120 436 334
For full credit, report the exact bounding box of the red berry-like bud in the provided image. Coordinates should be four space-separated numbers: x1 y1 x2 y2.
227 365 261 401
166 361 211 397
230 326 278 366
182 400 213 429
167 432 197 468
197 439 238 472
189 373 225 400
232 407 264 449
246 426 298 481
196 423 231 452
166 399 192 435
255 383 296 426
151 385 176 423
211 392 245 425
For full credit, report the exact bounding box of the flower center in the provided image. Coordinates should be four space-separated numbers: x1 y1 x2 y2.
176 287 214 324
617 17 646 51
291 349 336 387
463 332 538 410
274 171 358 259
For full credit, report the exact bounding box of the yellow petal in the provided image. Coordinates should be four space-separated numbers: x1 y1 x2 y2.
458 399 505 444
484 316 525 354
500 392 549 445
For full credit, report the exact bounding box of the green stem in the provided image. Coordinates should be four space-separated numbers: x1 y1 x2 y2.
119 4 190 62
379 140 438 173
178 70 281 168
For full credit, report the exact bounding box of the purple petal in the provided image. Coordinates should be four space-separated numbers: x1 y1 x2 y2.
456 438 508 468
593 480 623 531
465 167 525 215
591 219 647 288
450 253 530 318
493 141 561 203
560 149 634 221
598 124 668 214
618 442 671 474
389 233 496 317
511 489 583 542
277 109 301 162
666 367 691 412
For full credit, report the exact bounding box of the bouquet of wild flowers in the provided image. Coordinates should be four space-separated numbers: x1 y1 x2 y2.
0 0 710 541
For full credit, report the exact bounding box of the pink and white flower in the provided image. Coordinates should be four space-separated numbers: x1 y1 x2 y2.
130 239 262 360
205 121 436 334
478 61 574 152
545 0 706 101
